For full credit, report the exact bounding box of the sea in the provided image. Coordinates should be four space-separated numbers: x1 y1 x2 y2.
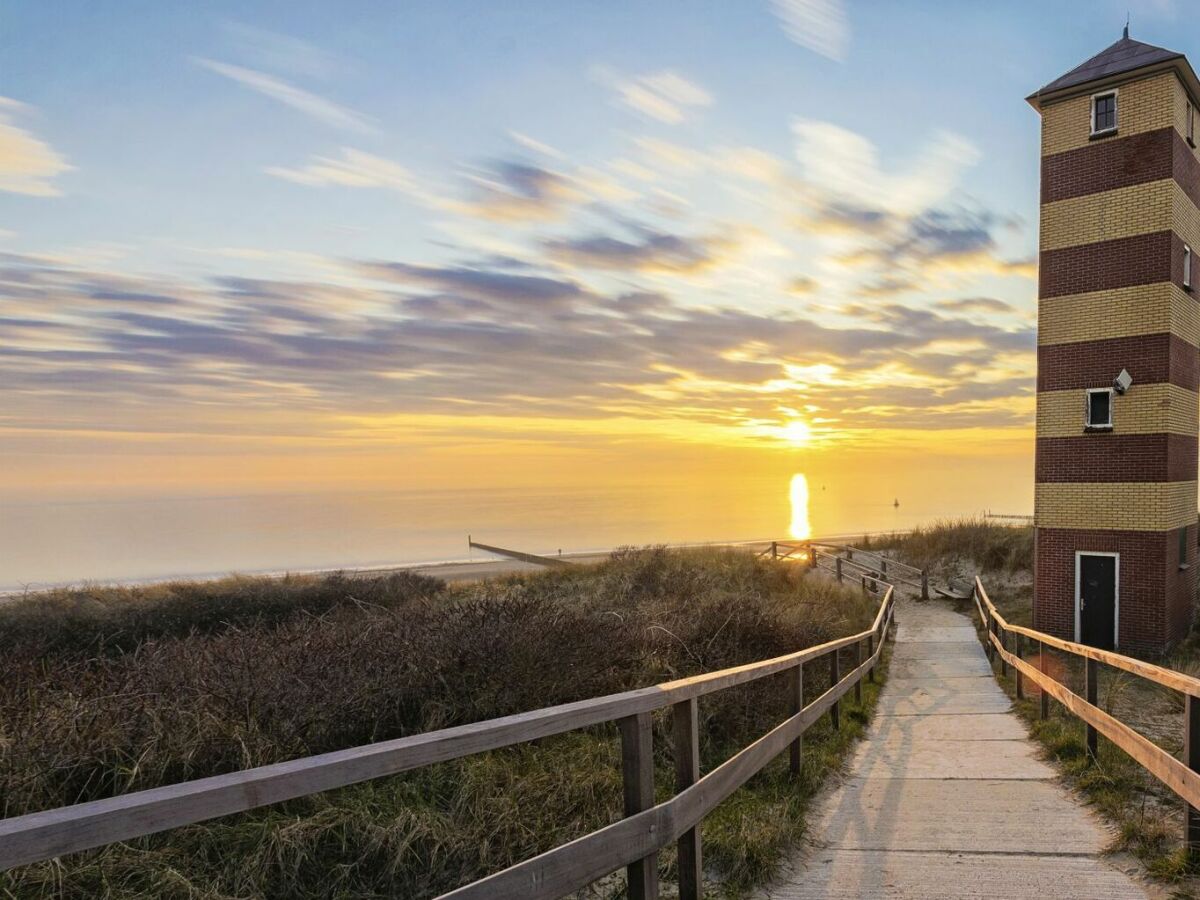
0 470 1033 592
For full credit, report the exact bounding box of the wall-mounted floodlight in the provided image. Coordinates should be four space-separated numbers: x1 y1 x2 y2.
1113 369 1132 394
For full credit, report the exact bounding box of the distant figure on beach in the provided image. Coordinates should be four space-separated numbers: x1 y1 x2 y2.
893 498 900 508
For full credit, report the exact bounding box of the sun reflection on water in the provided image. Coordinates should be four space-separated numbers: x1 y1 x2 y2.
789 473 811 540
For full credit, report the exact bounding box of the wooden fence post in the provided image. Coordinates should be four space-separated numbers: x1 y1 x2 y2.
1186 694 1200 855
809 546 817 570
999 628 1008 678
1039 641 1050 720
835 557 843 584
920 569 929 601
618 713 658 900
1014 633 1024 701
788 664 803 776
881 558 888 579
830 650 841 731
854 640 863 704
867 634 875 683
673 699 702 900
770 541 777 560
1084 658 1098 761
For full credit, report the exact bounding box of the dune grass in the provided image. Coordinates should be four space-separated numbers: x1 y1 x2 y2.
869 516 1033 575
0 546 885 899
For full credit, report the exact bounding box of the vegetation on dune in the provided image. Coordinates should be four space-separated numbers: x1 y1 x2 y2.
0 547 885 899
0 569 446 656
870 516 1033 575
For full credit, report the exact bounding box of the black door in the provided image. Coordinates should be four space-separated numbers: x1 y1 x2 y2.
1079 554 1116 650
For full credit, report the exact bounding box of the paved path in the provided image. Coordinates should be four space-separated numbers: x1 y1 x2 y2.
757 598 1152 899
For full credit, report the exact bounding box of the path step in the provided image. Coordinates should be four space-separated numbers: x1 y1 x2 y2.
767 850 1144 899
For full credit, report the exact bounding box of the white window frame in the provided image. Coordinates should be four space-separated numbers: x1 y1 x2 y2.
1085 387 1113 429
1185 243 1193 290
1075 551 1120 647
1090 88 1119 137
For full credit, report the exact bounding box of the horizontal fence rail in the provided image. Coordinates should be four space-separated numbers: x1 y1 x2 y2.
802 542 929 601
0 580 896 900
972 577 1200 849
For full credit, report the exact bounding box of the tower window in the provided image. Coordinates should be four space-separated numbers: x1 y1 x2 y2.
1091 91 1118 136
1185 244 1193 290
1180 526 1191 571
1085 388 1113 429
1189 101 1196 147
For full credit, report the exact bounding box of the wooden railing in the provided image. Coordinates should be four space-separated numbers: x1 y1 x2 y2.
0 585 896 899
801 541 929 600
972 577 1200 849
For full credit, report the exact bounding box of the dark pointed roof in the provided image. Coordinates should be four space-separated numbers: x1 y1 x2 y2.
1027 30 1196 110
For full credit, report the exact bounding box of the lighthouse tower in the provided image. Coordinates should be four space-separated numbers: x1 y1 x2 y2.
1029 29 1200 652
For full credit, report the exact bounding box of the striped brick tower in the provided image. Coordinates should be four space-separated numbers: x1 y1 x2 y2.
1029 30 1200 652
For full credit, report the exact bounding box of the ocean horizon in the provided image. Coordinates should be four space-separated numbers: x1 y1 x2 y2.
0 472 1032 592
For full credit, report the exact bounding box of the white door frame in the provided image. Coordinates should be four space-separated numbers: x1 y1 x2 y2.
1074 551 1120 648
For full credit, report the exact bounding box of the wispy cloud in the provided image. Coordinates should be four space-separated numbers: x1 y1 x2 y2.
543 226 733 274
221 21 341 79
453 160 583 222
266 148 415 191
194 58 376 133
598 69 713 124
0 98 72 196
508 131 565 160
771 0 850 62
792 120 980 218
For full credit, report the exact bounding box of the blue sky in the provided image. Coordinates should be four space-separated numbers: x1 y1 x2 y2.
0 0 1189 498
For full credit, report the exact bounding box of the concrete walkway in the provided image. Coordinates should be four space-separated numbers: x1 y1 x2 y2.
757 598 1151 899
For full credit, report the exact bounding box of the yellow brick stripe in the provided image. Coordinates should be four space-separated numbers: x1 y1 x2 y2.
1036 383 1199 438
1040 179 1172 251
1035 481 1198 531
1037 283 1200 347
1041 72 1176 157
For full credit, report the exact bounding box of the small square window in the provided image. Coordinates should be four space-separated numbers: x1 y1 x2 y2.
1186 244 1193 290
1086 388 1113 429
1092 91 1118 135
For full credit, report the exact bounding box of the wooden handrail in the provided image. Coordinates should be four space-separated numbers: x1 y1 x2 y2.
812 547 926 593
0 585 895 900
810 542 924 576
974 579 1200 698
441 627 890 899
972 577 1200 843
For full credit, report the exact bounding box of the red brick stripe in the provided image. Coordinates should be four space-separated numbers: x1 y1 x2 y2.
1042 127 1173 204
1037 332 1200 391
1035 433 1198 483
1034 525 1196 650
1039 230 1174 298
1173 129 1200 212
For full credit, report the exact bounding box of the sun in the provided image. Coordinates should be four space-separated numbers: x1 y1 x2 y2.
780 419 812 446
